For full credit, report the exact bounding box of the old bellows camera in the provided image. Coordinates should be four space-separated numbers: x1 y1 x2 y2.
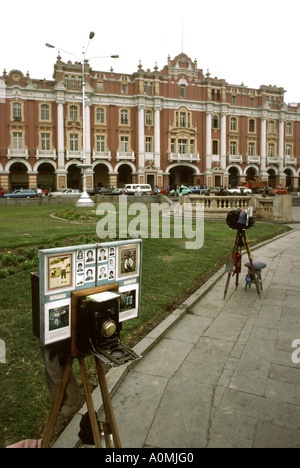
226 207 255 231
76 291 140 366
77 291 120 353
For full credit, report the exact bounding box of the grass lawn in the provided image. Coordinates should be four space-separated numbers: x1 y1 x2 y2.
0 203 291 447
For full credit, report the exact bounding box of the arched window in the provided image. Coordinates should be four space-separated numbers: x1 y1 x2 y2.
145 110 152 126
212 115 219 129
70 105 78 122
70 76 76 88
230 117 237 131
12 102 22 120
96 107 105 124
286 122 292 135
120 109 128 125
268 120 275 133
249 119 255 132
41 104 50 121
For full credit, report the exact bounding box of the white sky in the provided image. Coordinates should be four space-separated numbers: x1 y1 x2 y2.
2 0 299 104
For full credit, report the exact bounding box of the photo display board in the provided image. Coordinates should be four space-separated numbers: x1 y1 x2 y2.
37 239 142 346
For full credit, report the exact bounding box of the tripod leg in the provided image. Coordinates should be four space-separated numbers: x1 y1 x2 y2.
224 231 240 299
42 358 73 448
242 232 261 299
94 356 122 448
79 356 102 448
224 273 231 299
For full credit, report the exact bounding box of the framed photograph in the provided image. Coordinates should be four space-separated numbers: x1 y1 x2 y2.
98 247 108 263
46 253 74 294
85 266 95 283
44 298 71 345
109 246 115 257
77 250 84 261
85 248 96 264
119 283 139 322
98 264 108 281
76 274 84 287
108 269 115 281
117 244 139 280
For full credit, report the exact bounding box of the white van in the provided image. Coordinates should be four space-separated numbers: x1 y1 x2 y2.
124 184 152 195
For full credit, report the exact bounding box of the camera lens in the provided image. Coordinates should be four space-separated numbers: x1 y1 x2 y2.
102 320 116 337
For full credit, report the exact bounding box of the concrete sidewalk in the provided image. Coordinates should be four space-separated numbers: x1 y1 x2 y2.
54 224 300 448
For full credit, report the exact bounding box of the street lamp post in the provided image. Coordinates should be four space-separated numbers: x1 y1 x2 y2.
46 33 119 207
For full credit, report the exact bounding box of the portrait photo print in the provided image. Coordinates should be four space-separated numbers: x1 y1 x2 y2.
47 254 73 292
118 245 139 279
44 299 71 345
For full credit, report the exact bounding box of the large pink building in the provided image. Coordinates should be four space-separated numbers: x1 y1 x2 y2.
0 52 299 191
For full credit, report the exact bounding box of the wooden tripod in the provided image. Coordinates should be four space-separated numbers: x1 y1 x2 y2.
41 354 121 448
224 229 261 300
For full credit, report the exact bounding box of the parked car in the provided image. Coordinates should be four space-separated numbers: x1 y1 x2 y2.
227 187 252 195
191 186 210 195
152 186 169 195
3 188 37 199
269 187 288 196
124 184 152 195
50 189 81 197
87 187 110 195
103 188 133 196
255 186 274 195
169 185 191 196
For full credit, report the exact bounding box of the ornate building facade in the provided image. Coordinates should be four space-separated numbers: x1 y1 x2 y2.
0 53 300 191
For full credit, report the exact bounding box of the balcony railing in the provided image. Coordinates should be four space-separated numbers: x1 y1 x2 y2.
285 157 297 166
7 148 29 159
246 155 261 164
36 149 57 160
168 153 200 163
66 150 83 161
116 151 135 161
228 154 243 163
92 151 112 161
267 156 279 165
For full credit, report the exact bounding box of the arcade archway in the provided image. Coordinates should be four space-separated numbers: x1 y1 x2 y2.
37 163 55 191
268 169 277 187
118 164 132 187
228 167 239 188
94 163 109 188
169 166 194 188
67 164 81 189
246 167 258 181
10 162 28 190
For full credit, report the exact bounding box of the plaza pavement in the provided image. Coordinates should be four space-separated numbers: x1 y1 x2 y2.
54 218 300 449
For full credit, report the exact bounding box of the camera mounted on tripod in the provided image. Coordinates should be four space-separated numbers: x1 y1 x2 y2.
75 290 140 367
226 207 255 231
31 239 143 367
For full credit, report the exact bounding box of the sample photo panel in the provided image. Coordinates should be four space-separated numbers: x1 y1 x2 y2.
119 283 139 322
46 253 74 294
117 244 140 280
38 240 142 345
44 298 71 345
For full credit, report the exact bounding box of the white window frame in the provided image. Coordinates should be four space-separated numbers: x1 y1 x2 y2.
70 134 79 151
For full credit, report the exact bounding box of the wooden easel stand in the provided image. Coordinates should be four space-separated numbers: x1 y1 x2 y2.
41 355 121 448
